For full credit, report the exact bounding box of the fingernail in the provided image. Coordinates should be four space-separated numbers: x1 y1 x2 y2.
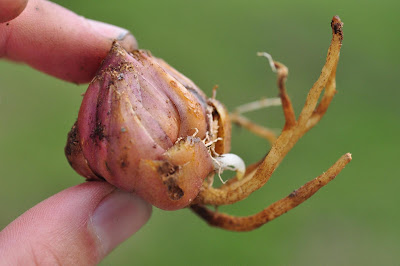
90 190 152 255
87 19 138 51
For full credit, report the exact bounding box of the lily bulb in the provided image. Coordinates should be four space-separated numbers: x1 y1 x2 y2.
66 42 239 210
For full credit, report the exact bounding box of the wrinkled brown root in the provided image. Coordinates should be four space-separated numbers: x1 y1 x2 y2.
191 153 351 232
191 16 349 231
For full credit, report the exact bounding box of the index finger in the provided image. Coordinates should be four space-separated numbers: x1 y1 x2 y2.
0 0 28 23
0 0 137 84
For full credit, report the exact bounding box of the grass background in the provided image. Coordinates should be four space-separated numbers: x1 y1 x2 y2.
1 0 399 265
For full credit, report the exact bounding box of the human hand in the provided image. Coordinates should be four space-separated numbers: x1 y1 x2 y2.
0 0 137 83
0 0 152 264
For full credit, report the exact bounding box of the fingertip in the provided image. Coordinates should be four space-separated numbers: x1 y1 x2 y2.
87 19 138 53
0 0 28 23
0 182 152 265
90 190 152 257
1 0 138 83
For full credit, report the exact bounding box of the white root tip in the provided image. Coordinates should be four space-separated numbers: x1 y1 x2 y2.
213 153 246 182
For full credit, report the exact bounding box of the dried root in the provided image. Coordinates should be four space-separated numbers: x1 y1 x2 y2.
230 97 281 144
190 16 350 231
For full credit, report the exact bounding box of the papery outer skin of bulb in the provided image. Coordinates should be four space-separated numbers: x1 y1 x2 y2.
65 42 223 210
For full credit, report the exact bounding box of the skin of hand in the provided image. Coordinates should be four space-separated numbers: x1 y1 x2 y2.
0 0 152 264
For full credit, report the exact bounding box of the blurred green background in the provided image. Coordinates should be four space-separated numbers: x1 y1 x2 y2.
1 0 399 265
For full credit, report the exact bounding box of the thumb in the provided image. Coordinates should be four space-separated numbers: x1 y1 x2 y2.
0 182 152 265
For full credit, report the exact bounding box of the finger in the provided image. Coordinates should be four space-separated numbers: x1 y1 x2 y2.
0 0 28 23
0 182 152 265
0 0 138 84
